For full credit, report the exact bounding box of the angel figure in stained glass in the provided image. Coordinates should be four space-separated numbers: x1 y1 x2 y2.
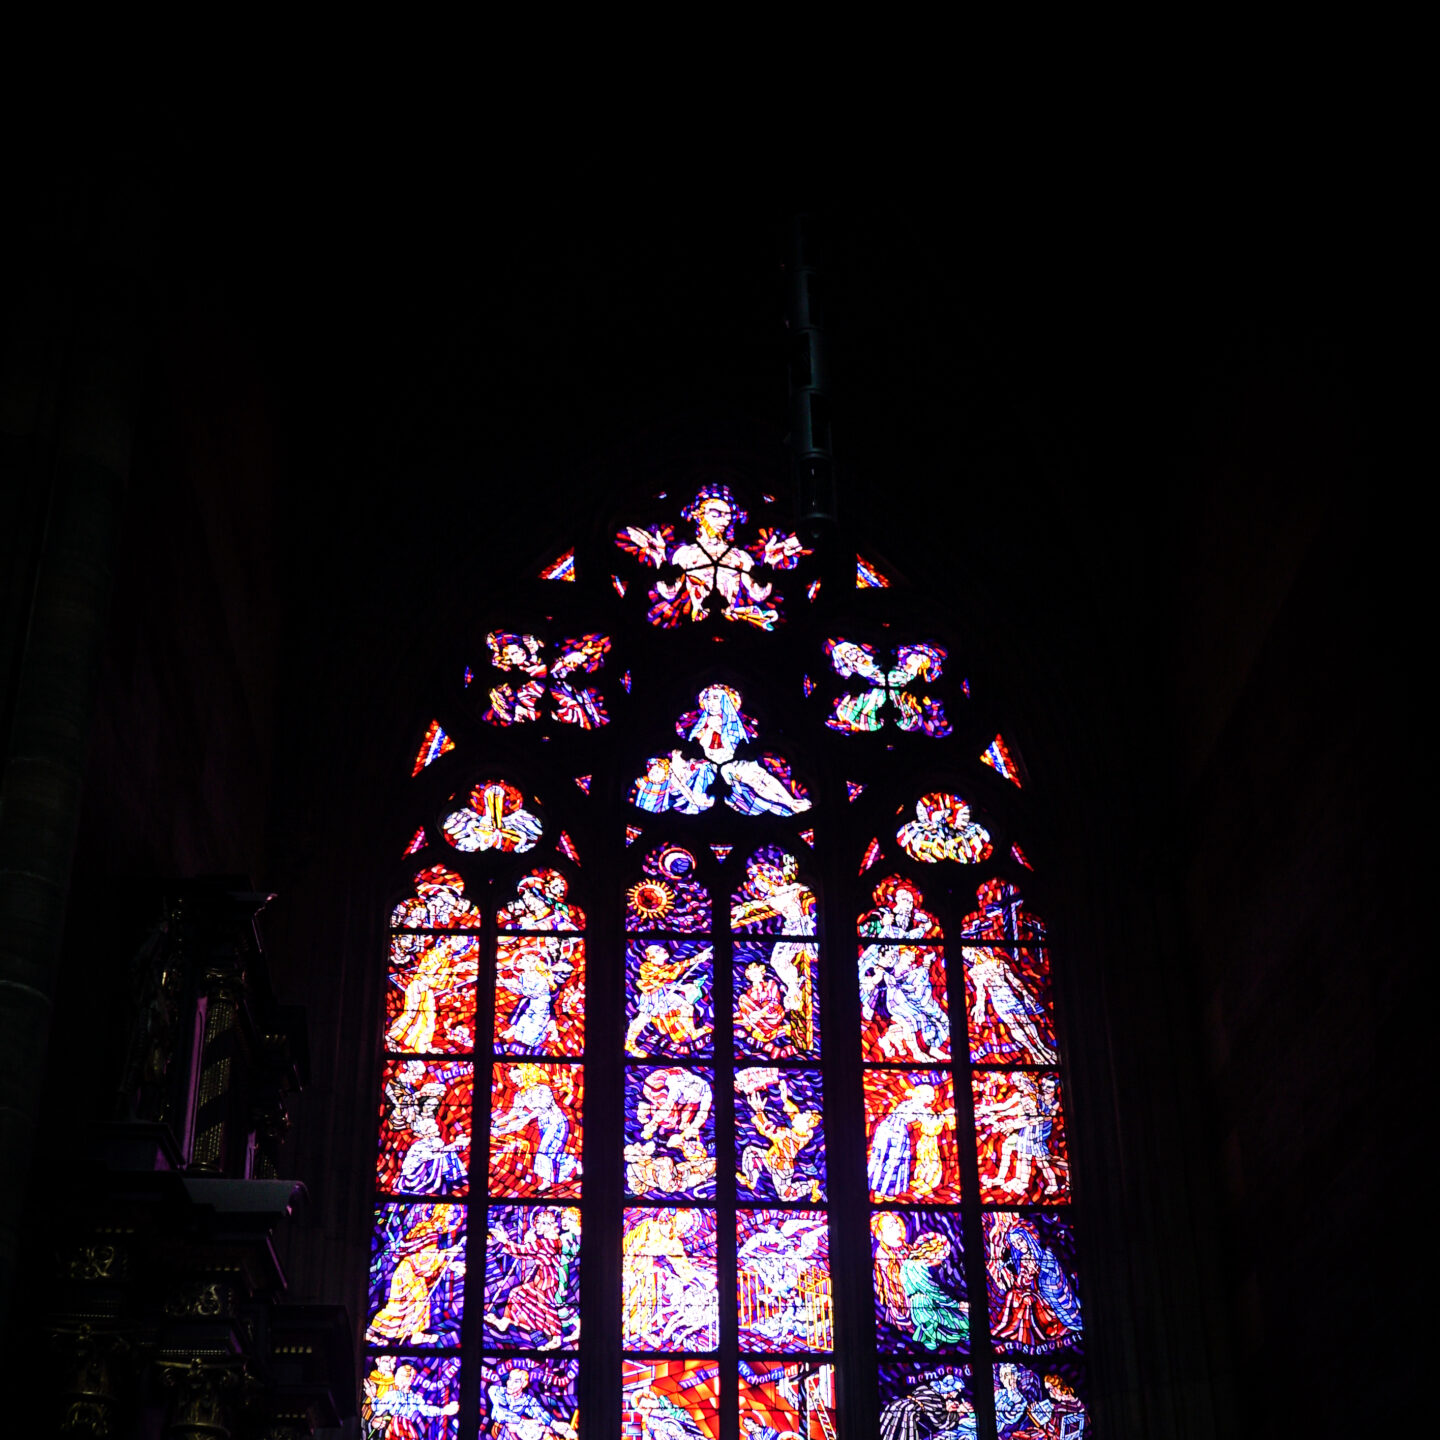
980 1074 1067 1200
622 1210 719 1350
387 941 476 1055
871 1213 970 1351
491 1065 581 1190
625 944 714 1055
486 1368 578 1440
443 781 543 854
384 1062 468 1195
736 1071 823 1202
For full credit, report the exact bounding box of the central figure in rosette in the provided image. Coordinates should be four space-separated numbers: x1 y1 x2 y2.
631 684 811 819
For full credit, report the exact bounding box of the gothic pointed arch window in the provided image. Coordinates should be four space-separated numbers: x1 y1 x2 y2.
362 475 1090 1439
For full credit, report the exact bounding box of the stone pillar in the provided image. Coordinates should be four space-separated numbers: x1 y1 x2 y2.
0 163 148 1331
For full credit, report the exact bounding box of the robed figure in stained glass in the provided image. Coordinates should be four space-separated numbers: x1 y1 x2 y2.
984 1214 1082 1354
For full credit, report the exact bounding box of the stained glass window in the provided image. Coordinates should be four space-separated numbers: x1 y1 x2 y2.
374 479 1088 1436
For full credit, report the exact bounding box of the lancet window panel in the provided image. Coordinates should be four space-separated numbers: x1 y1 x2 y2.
367 817 590 1440
850 832 1092 1436
620 830 834 1429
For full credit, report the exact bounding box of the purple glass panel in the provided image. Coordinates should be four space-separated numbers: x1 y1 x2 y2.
375 1059 472 1199
877 1364 976 1438
361 1355 460 1440
626 844 711 933
624 940 715 1059
481 1359 579 1437
622 1208 719 1351
734 1068 826 1202
365 1202 466 1348
625 1066 717 1199
983 1212 1083 1356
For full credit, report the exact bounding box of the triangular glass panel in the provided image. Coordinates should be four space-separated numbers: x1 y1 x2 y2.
412 719 455 776
846 781 866 803
539 547 576 581
612 574 628 597
981 733 1023 787
710 844 733 863
625 825 643 847
856 554 891 588
402 826 426 855
798 828 815 848
1011 842 1034 871
557 831 582 865
859 837 882 874
575 775 592 794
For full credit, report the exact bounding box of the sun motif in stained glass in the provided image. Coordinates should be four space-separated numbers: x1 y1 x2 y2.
628 878 675 923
